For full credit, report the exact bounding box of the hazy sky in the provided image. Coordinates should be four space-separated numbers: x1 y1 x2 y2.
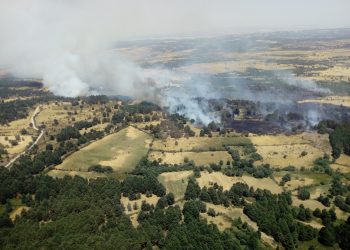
0 0 349 97
0 0 349 40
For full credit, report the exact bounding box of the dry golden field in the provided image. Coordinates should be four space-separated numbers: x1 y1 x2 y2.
201 213 232 231
158 170 193 200
53 126 151 174
47 169 106 179
273 171 330 191
10 206 30 221
298 95 350 108
292 196 327 211
250 132 331 169
120 194 159 227
0 112 33 136
242 175 283 194
0 135 33 154
196 171 242 190
292 196 350 220
36 102 96 132
204 202 277 248
331 154 350 173
151 136 250 152
196 171 283 194
149 150 232 166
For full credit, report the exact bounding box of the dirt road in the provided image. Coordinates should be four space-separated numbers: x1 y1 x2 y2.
5 106 44 168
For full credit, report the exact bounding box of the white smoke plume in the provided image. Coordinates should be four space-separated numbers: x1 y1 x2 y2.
274 70 331 94
0 0 347 124
0 0 230 123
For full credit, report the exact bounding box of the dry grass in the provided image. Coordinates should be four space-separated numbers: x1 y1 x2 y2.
298 220 324 229
242 175 283 194
334 207 350 220
120 194 159 227
204 203 277 248
158 171 193 200
331 154 350 173
292 196 327 210
80 123 108 134
298 95 350 108
197 171 242 190
149 151 232 166
201 213 232 231
36 102 98 133
47 169 106 179
273 171 330 191
196 171 283 194
132 121 161 129
308 184 331 199
0 112 32 136
292 196 350 220
0 135 33 154
55 126 151 173
10 206 30 221
250 132 331 169
151 136 250 152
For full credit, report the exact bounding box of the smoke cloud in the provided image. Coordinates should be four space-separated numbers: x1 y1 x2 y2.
0 0 347 124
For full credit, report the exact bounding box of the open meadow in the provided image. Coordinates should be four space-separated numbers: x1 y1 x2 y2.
250 132 331 169
149 150 232 166
158 170 193 200
151 135 251 152
51 126 151 176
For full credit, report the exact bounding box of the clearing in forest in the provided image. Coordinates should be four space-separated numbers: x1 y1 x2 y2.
273 171 330 191
250 132 331 169
196 171 242 190
158 170 193 200
151 136 251 152
242 175 283 194
149 151 232 166
54 126 151 173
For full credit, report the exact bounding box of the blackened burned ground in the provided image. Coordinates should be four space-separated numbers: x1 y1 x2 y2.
207 98 350 134
225 119 286 134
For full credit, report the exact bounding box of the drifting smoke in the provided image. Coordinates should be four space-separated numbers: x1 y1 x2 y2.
0 1 158 98
0 0 346 125
273 70 330 94
161 75 222 125
0 0 232 124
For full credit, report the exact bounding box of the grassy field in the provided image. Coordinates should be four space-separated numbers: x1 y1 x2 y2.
274 171 331 191
331 154 350 173
52 126 152 174
47 169 107 179
298 238 340 250
292 196 327 211
149 150 232 166
0 111 32 136
151 136 251 152
250 132 331 169
36 102 94 132
197 171 242 190
158 170 193 200
242 175 283 194
203 202 278 248
0 135 33 154
0 198 29 221
298 95 350 108
201 213 232 231
120 194 159 227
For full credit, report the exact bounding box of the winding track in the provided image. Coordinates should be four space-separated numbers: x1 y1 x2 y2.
5 106 44 168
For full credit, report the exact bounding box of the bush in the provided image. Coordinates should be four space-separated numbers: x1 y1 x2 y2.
300 151 308 157
207 208 216 217
87 164 113 173
297 188 310 200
